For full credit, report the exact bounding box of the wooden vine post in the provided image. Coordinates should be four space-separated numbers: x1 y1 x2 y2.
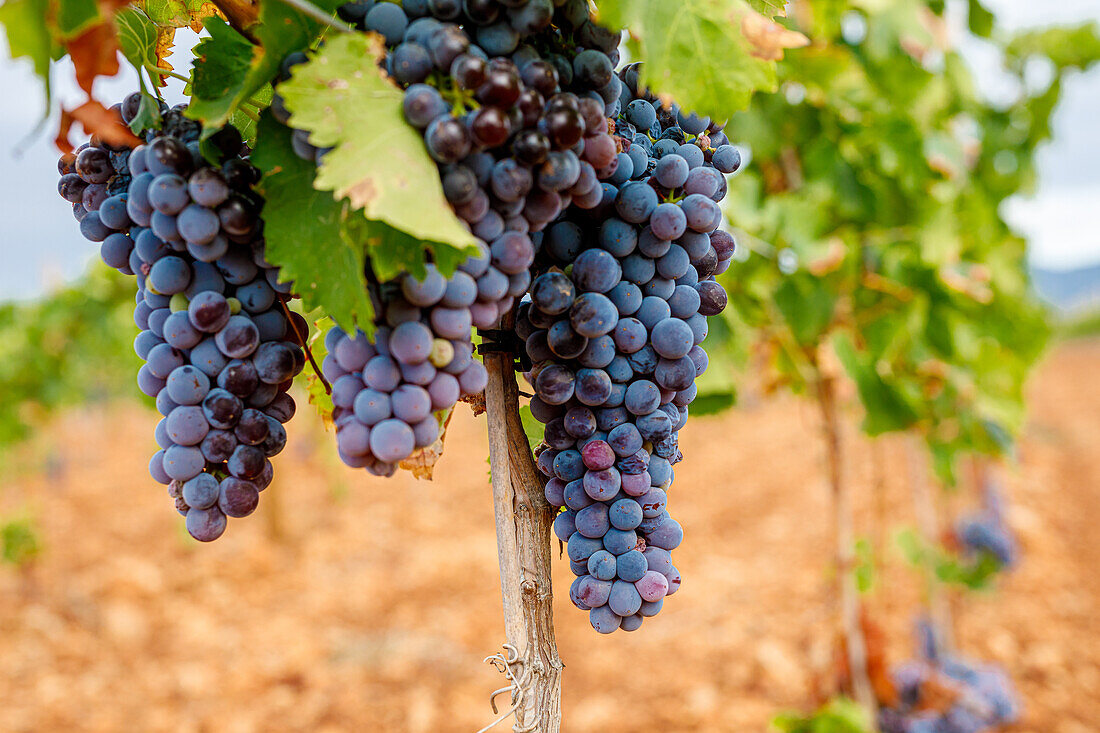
814 370 877 721
481 327 563 733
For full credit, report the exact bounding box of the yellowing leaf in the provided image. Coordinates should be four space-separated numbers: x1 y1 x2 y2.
596 0 791 119
155 26 175 73
279 33 477 253
139 0 225 30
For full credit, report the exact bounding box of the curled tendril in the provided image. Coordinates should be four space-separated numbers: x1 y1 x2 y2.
477 643 536 733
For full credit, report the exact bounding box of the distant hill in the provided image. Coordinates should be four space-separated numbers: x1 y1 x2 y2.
1030 264 1100 313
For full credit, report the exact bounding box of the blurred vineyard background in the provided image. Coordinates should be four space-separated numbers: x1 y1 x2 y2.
2 0 1100 731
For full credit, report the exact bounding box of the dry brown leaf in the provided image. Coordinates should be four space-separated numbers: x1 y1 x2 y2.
187 1 225 32
154 25 177 81
398 408 456 480
461 391 486 416
741 11 810 62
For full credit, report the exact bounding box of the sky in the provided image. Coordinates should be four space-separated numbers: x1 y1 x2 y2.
0 3 1098 303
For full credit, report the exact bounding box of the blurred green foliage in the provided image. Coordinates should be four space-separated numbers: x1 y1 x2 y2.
772 697 873 733
0 517 42 567
714 0 1100 483
0 263 142 450
896 527 1003 591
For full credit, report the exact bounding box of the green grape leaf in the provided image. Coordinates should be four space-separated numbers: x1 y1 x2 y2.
185 0 343 128
595 0 805 119
689 390 737 416
773 276 835 346
279 33 478 254
300 313 335 426
227 85 271 145
187 16 254 126
355 217 470 282
834 334 918 435
252 112 375 333
1004 23 1100 71
518 405 544 453
127 92 162 135
747 0 787 16
55 0 101 38
115 7 159 73
0 0 52 105
967 0 993 38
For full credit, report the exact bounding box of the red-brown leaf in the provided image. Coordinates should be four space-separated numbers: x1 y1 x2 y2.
56 100 141 153
65 21 121 95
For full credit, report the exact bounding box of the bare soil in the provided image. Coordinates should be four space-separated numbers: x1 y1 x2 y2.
0 341 1097 733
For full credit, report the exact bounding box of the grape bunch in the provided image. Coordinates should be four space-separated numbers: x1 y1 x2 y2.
953 480 1017 571
57 107 138 274
272 0 619 235
301 1 620 472
516 63 737 633
879 621 1020 733
57 101 306 542
319 255 502 474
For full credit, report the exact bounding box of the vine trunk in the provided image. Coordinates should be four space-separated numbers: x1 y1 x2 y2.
483 343 563 732
816 375 878 723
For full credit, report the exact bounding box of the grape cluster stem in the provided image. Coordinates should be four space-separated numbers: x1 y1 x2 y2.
276 293 332 394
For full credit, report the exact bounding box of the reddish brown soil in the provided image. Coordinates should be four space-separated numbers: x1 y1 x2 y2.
0 341 1097 733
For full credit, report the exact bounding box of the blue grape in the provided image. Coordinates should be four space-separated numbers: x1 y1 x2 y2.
608 579 642 616
182 473 220 510
365 1 408 43
651 318 694 359
653 155 690 189
166 365 211 405
569 292 618 337
575 503 610 538
148 174 189 215
587 550 618 581
611 317 647 354
567 532 603 563
578 335 616 368
712 144 741 174
214 315 260 358
530 271 575 315
167 405 210 445
370 418 416 463
625 99 657 130
186 506 227 541
589 605 620 634
572 248 622 293
219 476 259 518
615 182 658 223
163 444 205 481
146 342 186 378
148 256 191 294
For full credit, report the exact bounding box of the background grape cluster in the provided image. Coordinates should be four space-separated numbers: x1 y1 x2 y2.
57 101 306 542
879 620 1020 733
954 480 1017 571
